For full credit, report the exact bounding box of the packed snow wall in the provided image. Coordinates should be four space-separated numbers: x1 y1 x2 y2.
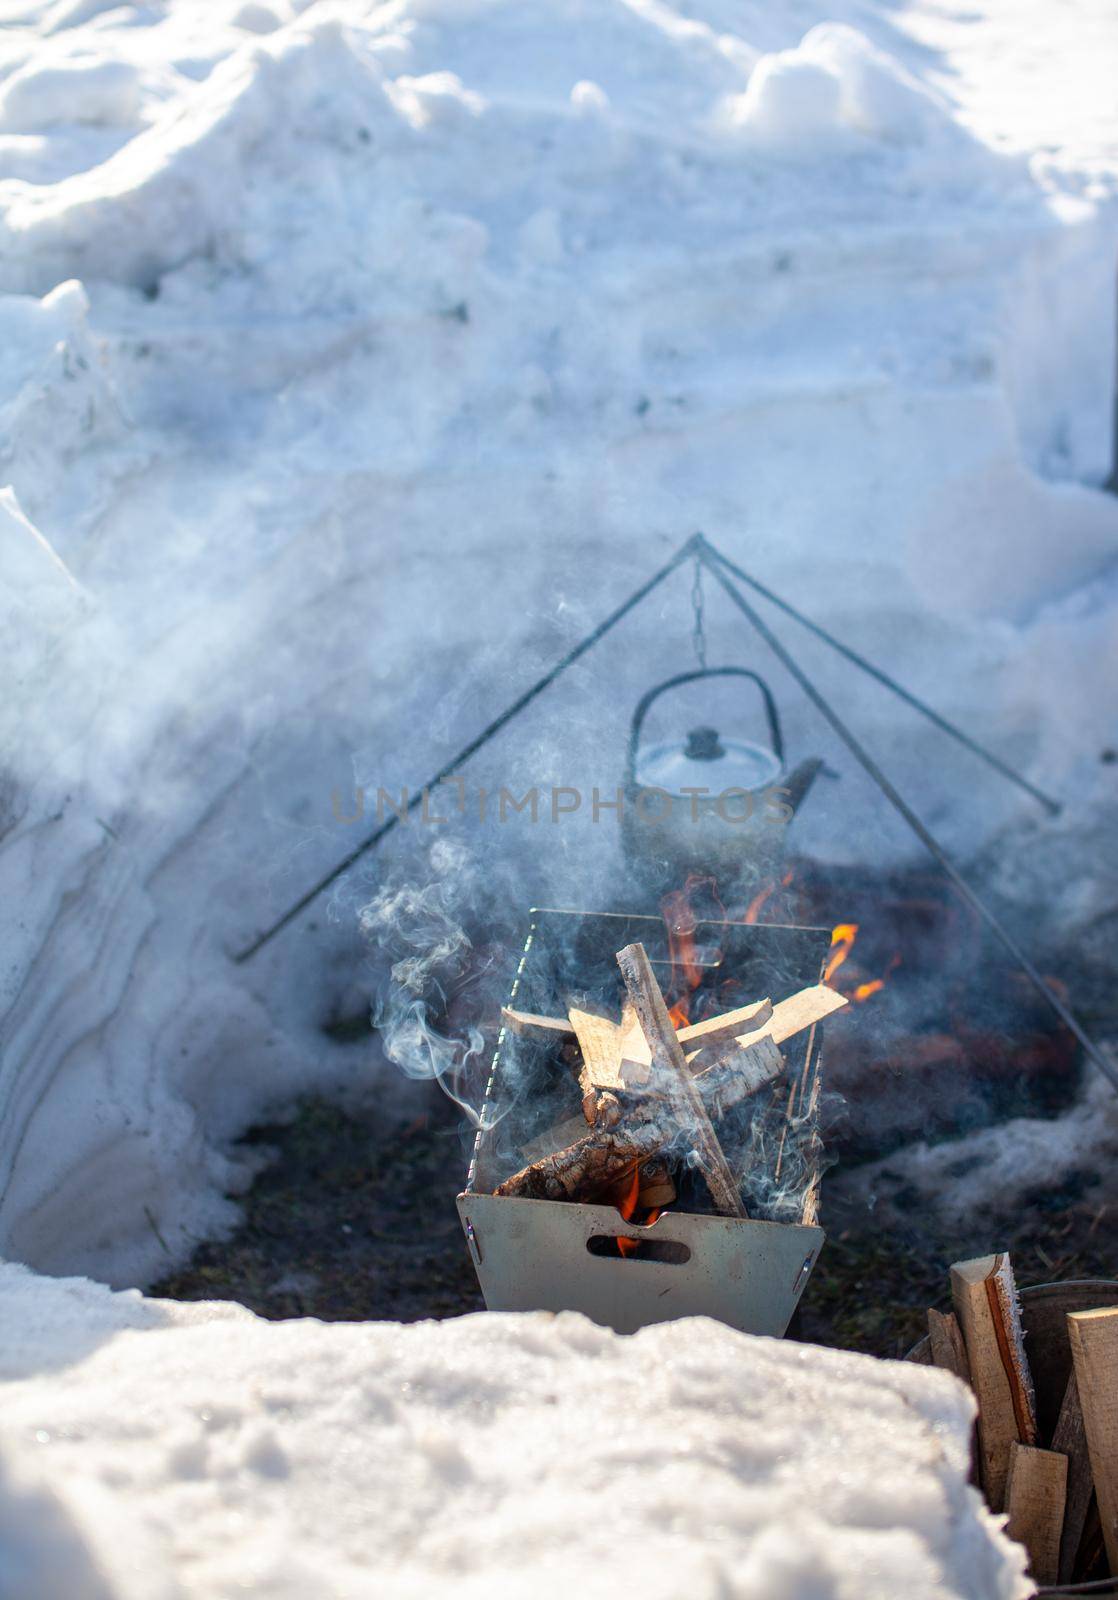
0 0 1116 1286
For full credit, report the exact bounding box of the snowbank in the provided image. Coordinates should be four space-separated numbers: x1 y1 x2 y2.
0 0 1115 1287
0 1263 1028 1599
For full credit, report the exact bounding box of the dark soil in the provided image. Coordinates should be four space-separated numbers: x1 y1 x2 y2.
153 1087 483 1323
797 1180 1117 1358
153 1079 1117 1358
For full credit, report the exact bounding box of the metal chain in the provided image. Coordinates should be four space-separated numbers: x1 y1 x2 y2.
690 555 708 670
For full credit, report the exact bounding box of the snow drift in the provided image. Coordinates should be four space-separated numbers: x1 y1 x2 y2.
0 0 1114 1341
0 1262 1029 1600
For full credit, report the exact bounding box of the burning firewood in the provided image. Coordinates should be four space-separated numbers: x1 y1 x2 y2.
616 989 842 1074
617 998 648 1079
949 1253 1037 1511
505 995 780 1057
495 942 836 1220
518 1113 590 1164
618 997 774 1073
761 984 848 1046
495 1036 785 1203
504 987 838 1091
616 942 747 1218
572 995 789 1117
636 1157 676 1209
501 1007 576 1038
572 1004 652 1120
494 1093 666 1202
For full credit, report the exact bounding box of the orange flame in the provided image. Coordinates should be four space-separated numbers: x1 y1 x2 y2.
743 868 794 925
661 883 704 991
661 874 721 1022
824 922 858 985
744 880 776 925
616 1165 642 1257
852 952 902 1003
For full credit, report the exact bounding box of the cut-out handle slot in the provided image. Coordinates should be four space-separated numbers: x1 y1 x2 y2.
586 1235 692 1265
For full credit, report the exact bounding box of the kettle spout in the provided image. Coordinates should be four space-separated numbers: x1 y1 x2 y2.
781 758 823 818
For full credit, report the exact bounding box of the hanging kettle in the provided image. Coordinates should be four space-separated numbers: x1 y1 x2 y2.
620 667 822 895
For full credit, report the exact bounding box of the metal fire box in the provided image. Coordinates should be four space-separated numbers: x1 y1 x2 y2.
457 909 831 1337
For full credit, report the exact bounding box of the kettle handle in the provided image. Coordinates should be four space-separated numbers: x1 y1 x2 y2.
625 667 784 787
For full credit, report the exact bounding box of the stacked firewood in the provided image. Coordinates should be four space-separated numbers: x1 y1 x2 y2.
493 939 846 1216
926 1254 1118 1589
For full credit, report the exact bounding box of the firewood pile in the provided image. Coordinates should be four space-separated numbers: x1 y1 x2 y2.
492 939 846 1219
923 1253 1118 1590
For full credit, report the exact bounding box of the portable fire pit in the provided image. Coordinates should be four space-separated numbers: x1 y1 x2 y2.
457 909 844 1336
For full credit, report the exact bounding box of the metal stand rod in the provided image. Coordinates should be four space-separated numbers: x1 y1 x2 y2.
700 537 1061 816
234 536 700 961
698 541 1118 1094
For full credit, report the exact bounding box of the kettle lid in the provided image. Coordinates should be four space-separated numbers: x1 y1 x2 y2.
634 733 783 795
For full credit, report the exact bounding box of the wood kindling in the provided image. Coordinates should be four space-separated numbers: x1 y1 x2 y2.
763 985 848 1047
504 985 843 1100
568 1007 628 1119
495 1034 785 1203
619 997 774 1072
615 941 746 1219
501 1007 576 1038
495 945 836 1215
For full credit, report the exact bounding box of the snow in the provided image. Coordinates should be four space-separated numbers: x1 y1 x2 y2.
0 0 1115 1581
0 1 1114 1291
841 1057 1118 1233
0 1261 1028 1600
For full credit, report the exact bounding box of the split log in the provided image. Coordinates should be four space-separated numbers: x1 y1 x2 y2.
495 1036 785 1202
679 996 773 1047
494 1114 666 1202
616 999 650 1083
616 942 746 1219
636 1158 676 1209
927 1309 971 1386
518 1113 590 1165
950 1253 1037 1511
508 992 795 1077
755 984 848 1047
619 998 774 1072
501 1006 574 1037
1004 1442 1067 1586
696 1035 785 1114
682 984 848 1073
1067 1305 1118 1574
569 1007 627 1115
616 990 837 1074
1051 1370 1095 1584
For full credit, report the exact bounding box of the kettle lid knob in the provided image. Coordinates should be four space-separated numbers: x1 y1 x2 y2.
684 725 725 761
